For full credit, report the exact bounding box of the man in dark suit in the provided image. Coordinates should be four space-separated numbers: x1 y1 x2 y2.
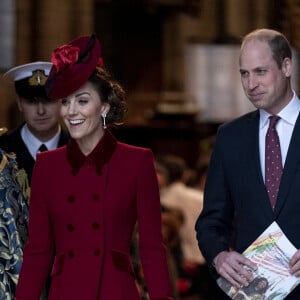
0 62 69 200
195 28 300 299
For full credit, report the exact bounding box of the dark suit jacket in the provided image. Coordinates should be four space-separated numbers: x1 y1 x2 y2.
195 110 300 299
0 124 69 184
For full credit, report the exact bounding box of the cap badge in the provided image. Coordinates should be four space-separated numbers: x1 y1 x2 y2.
28 70 48 86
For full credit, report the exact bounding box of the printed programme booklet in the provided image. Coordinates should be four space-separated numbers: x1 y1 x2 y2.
217 221 300 300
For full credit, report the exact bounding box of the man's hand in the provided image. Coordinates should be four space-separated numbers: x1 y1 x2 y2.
213 251 257 288
290 249 300 276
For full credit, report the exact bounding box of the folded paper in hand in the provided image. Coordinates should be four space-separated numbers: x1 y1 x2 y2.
217 221 300 299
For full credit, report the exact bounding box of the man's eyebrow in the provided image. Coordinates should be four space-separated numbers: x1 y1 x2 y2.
239 66 267 73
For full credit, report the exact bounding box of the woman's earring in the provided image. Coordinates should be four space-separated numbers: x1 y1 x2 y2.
102 113 107 129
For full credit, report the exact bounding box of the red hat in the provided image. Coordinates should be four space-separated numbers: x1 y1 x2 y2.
45 34 103 99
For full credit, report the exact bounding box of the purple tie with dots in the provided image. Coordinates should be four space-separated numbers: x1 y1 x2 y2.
265 115 282 210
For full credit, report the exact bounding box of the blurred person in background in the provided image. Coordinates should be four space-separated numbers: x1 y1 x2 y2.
156 153 211 299
155 159 184 300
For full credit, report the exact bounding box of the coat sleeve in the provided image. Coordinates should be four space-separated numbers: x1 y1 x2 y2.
136 149 174 300
195 127 235 270
15 155 54 300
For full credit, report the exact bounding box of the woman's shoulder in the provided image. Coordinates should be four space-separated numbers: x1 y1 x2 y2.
117 141 152 155
115 141 154 165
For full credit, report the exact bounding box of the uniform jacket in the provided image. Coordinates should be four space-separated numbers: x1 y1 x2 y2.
0 123 69 184
196 110 300 299
15 129 174 300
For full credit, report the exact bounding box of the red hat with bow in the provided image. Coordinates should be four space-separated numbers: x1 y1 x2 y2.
45 34 103 99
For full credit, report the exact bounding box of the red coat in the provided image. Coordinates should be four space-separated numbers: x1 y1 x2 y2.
16 130 174 300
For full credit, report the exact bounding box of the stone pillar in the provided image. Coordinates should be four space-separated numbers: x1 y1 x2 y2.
15 0 94 63
0 0 15 128
161 1 217 92
37 0 94 60
0 0 15 68
226 0 270 39
162 12 185 91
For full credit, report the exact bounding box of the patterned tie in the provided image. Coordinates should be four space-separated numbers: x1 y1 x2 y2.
265 115 282 209
38 144 48 152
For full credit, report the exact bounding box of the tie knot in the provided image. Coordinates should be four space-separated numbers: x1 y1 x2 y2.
38 144 48 152
268 115 280 129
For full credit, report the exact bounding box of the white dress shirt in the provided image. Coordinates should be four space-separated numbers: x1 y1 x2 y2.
21 124 61 160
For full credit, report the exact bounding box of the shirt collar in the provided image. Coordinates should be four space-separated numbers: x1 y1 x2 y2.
67 129 117 175
21 123 61 159
259 91 300 129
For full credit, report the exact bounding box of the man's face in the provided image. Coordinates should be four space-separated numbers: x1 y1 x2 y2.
239 39 292 115
17 97 61 141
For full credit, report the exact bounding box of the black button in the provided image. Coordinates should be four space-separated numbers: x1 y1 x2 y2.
68 250 75 258
67 224 75 232
94 248 100 256
68 195 75 203
92 222 100 230
93 194 99 201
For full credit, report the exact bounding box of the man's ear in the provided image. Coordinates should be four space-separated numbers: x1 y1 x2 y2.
282 57 292 77
16 96 23 112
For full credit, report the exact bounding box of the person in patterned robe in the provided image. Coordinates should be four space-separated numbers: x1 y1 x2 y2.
0 149 28 300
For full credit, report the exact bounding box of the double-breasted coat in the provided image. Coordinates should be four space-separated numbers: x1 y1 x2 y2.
196 109 300 299
15 130 174 300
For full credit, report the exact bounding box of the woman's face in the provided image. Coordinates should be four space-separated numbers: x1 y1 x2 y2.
60 81 109 153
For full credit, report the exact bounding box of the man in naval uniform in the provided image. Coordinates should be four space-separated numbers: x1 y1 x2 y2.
0 61 69 201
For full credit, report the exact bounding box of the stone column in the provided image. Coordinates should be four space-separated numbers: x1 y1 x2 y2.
0 0 15 69
0 0 15 128
15 0 94 63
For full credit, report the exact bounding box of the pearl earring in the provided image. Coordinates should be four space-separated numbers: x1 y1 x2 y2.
102 113 107 129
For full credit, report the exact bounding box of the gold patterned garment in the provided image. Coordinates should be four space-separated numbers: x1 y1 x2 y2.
0 150 29 300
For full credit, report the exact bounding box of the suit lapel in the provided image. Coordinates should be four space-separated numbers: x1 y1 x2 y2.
246 111 275 215
248 112 264 185
274 112 300 214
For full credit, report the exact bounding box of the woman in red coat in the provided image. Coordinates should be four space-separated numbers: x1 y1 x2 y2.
15 35 174 300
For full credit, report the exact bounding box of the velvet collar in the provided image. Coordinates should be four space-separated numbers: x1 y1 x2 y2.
66 129 117 175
